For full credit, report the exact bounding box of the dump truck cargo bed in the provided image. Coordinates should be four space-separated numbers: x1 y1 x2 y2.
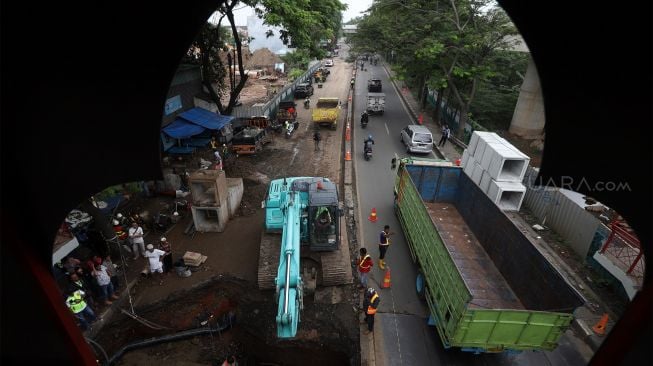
394 159 584 353
425 202 524 310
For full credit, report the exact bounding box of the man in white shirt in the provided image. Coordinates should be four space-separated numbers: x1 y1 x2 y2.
128 222 145 260
144 244 166 285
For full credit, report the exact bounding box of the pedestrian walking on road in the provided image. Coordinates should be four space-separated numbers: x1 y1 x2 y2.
363 288 380 333
378 225 395 270
438 125 450 147
357 247 373 288
313 130 321 151
128 222 146 260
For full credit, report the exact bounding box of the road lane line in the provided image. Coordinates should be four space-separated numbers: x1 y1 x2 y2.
385 123 390 136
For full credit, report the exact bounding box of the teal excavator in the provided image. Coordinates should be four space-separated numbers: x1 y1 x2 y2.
257 177 351 338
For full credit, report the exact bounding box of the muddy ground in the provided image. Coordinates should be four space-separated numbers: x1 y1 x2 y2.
93 59 359 365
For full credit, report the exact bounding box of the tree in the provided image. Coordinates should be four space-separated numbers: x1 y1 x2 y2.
350 0 520 138
183 0 347 115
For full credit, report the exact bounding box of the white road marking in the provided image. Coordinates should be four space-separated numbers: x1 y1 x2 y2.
385 123 390 136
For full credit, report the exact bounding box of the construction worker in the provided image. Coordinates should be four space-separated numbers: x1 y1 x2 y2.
363 288 380 333
314 206 332 238
65 289 97 331
378 225 395 269
357 247 373 288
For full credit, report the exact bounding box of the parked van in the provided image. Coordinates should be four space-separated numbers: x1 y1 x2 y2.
400 125 433 154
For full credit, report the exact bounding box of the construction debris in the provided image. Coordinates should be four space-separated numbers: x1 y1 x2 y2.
183 251 208 267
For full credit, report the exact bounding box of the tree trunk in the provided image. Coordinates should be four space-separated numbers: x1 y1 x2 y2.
433 87 444 125
419 77 428 109
457 104 468 138
223 2 248 115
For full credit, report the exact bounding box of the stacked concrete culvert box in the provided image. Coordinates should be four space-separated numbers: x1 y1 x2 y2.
461 149 470 168
487 180 527 211
480 170 492 194
471 160 484 185
188 169 230 232
465 131 530 211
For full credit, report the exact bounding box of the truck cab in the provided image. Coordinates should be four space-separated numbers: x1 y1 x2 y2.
367 78 382 92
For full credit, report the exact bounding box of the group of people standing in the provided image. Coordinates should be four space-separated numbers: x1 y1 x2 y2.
355 224 395 334
63 222 175 332
61 254 121 331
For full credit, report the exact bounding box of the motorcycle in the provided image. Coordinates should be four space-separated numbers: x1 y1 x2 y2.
364 145 373 161
304 98 310 109
285 121 298 139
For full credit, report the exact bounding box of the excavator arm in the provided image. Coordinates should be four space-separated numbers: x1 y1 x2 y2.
274 190 305 338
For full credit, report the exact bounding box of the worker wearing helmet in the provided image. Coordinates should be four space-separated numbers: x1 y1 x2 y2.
362 288 380 333
364 134 374 153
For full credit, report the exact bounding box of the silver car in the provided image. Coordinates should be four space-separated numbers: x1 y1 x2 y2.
400 125 433 154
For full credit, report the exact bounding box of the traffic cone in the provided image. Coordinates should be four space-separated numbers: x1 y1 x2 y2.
418 114 424 125
346 126 351 141
345 150 352 161
592 313 609 336
368 208 378 222
381 267 391 288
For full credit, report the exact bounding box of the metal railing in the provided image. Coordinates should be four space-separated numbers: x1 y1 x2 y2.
599 221 644 278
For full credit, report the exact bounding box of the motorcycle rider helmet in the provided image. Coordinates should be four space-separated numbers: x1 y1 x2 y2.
368 135 373 140
112 219 119 226
367 288 376 296
117 213 123 218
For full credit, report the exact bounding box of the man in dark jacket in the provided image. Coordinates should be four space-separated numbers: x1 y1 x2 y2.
362 288 380 333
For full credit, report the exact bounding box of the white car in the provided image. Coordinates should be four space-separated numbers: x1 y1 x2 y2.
324 59 334 67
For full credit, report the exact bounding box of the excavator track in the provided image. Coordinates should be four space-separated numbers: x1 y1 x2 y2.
257 216 352 290
258 232 281 290
319 216 352 286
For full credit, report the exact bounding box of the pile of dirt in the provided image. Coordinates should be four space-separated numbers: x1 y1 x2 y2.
246 48 282 69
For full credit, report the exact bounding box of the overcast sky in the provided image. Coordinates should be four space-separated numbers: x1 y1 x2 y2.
227 0 374 26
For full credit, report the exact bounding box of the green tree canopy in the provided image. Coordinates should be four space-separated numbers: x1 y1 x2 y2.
350 0 523 138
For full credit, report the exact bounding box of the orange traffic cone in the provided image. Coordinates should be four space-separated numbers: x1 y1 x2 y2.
346 125 351 141
592 313 609 336
381 267 391 288
418 114 424 125
368 208 378 222
345 150 351 161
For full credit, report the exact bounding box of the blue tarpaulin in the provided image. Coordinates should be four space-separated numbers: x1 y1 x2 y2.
162 119 206 139
178 107 235 130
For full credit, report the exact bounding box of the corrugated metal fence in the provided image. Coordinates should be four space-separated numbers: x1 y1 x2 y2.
522 167 600 258
231 61 321 119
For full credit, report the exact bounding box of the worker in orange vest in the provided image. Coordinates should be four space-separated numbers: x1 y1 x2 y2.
357 247 373 289
363 288 380 333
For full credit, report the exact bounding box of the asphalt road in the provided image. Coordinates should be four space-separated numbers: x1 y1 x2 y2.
348 49 592 365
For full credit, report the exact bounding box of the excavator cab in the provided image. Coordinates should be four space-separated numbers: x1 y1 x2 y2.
307 180 340 251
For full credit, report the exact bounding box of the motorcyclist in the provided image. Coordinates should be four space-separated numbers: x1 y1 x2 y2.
361 111 369 125
304 97 310 108
350 78 355 89
364 134 374 153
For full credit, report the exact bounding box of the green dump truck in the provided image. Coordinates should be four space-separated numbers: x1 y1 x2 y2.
394 158 583 353
312 97 340 130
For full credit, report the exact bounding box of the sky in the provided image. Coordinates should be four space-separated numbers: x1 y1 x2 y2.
224 0 374 26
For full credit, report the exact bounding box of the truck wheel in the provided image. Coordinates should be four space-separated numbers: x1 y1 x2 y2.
416 271 426 300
